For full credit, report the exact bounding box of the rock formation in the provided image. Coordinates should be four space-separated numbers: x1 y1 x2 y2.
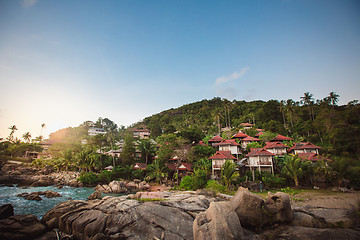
94 180 150 193
42 192 216 239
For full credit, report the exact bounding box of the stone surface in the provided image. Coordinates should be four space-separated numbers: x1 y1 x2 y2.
265 191 293 224
193 201 244 240
94 180 150 193
88 191 102 200
42 193 217 240
0 214 47 240
262 225 360 240
0 204 14 220
229 187 267 229
17 192 43 201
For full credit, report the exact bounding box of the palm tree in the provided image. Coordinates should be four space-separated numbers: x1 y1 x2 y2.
281 155 305 187
300 92 314 120
285 99 295 127
8 125 18 142
40 123 46 140
221 160 239 189
138 139 156 165
279 100 287 129
61 149 73 171
22 132 31 143
328 92 340 108
145 159 168 184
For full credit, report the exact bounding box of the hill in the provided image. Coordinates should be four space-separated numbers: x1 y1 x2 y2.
138 96 360 157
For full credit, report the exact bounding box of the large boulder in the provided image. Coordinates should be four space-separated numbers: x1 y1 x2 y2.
193 201 244 240
42 193 217 239
0 204 14 220
229 187 267 229
17 192 42 201
265 191 293 224
87 191 102 200
0 214 47 240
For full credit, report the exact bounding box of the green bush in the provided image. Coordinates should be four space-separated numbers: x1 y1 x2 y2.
261 173 286 189
97 171 112 183
78 172 98 184
205 180 227 193
192 169 208 190
179 175 194 190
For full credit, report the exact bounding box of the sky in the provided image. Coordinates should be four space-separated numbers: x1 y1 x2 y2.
0 0 359 139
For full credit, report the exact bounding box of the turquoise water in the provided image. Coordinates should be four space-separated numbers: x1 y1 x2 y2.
0 185 94 219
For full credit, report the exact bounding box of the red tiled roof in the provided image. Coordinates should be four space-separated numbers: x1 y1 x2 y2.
216 139 240 146
288 142 322 152
255 131 265 137
246 148 275 157
133 162 147 170
232 132 248 139
271 134 293 141
209 151 236 160
297 153 327 162
208 135 223 143
242 136 260 141
240 123 254 127
198 141 207 146
166 162 193 171
178 162 193 171
264 141 289 149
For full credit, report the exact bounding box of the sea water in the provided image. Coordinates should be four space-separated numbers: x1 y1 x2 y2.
0 185 94 219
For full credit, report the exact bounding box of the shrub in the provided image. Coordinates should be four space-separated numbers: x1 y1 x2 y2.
179 175 194 190
192 169 208 190
261 173 286 189
205 180 227 193
78 172 98 184
97 171 112 183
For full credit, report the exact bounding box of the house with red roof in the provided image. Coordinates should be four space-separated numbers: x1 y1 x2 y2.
209 151 237 175
270 134 293 142
231 132 249 140
241 136 260 149
255 131 265 138
297 153 327 162
132 129 150 139
246 148 275 173
288 142 322 155
216 139 242 158
263 141 289 157
166 162 193 179
133 162 147 170
208 135 223 147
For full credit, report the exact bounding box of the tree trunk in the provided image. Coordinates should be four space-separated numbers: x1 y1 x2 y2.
294 176 299 187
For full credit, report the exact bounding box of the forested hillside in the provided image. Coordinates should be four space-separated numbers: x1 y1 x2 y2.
140 93 360 157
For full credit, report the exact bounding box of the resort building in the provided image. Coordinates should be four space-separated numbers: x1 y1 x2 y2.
209 151 237 176
288 142 322 155
240 136 260 149
208 135 223 147
132 129 150 139
246 148 275 174
88 127 107 136
270 134 293 142
216 139 242 159
263 141 289 157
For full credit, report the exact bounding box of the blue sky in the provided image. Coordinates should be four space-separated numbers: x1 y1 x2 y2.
0 0 359 139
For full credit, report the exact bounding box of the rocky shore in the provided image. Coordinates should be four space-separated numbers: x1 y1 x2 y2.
0 164 82 188
1 187 359 240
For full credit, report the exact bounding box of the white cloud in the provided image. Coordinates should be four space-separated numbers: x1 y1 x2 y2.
215 67 250 86
21 0 38 8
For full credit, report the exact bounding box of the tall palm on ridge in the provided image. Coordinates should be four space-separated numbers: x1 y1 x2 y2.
22 132 31 143
329 92 340 108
